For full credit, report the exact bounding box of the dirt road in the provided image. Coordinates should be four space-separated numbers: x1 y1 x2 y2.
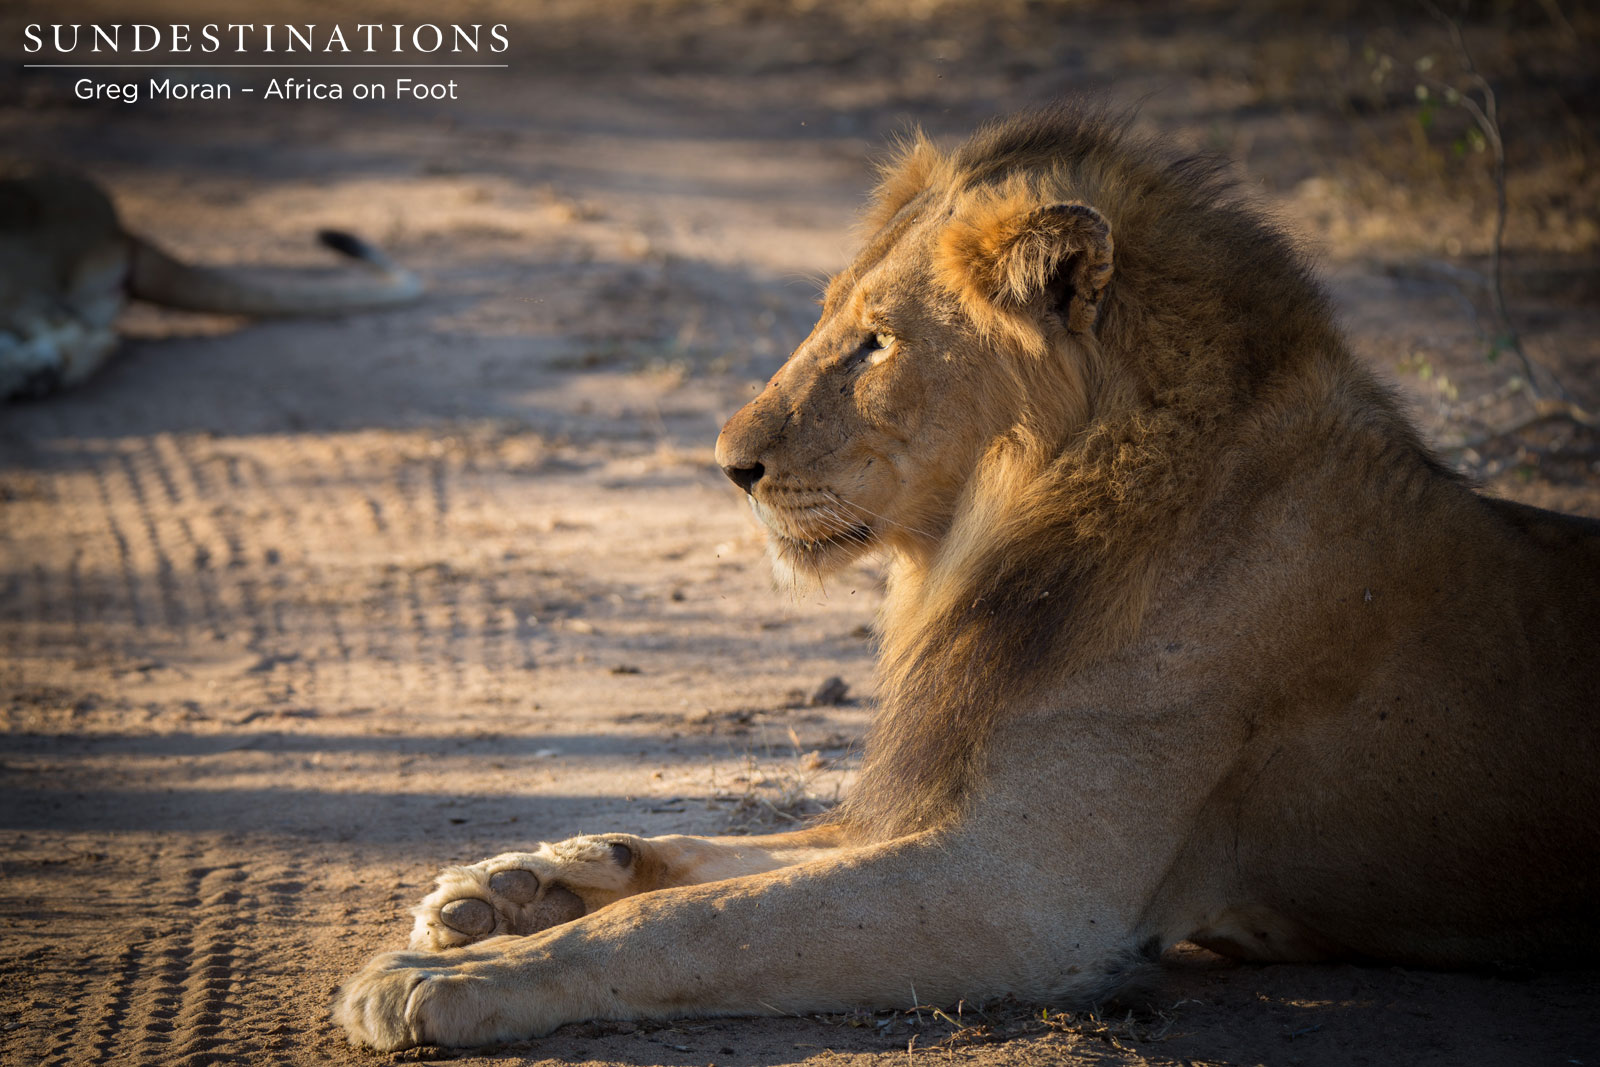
3 3 1597 1065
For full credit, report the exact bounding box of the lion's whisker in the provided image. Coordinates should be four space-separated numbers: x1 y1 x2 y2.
821 490 936 542
812 503 871 544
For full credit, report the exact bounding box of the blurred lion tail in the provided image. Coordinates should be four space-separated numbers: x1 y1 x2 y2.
127 229 423 316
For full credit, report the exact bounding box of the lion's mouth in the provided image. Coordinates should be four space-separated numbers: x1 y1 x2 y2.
749 498 873 558
770 524 873 555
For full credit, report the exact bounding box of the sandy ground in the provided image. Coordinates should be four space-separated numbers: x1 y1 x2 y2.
2 2 1598 1065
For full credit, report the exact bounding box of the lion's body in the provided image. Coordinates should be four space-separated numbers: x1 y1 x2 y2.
0 163 421 399
337 105 1600 1050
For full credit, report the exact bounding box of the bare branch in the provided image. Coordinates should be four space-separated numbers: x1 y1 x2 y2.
1437 398 1599 451
1417 0 1571 402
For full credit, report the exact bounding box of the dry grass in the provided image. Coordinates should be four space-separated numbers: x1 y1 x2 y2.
706 730 841 833
819 997 1181 1058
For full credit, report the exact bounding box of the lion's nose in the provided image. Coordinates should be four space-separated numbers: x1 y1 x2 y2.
721 462 765 495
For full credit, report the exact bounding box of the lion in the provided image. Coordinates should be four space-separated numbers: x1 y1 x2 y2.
336 103 1600 1051
0 162 422 399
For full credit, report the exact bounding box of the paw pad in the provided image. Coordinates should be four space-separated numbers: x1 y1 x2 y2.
438 897 495 937
488 868 540 903
532 885 585 929
410 837 647 950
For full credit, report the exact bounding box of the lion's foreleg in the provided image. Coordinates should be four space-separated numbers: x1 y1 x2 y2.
341 831 1135 1051
648 822 855 878
410 823 852 949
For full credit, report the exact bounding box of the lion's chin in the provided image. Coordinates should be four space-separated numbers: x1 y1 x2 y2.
764 527 874 591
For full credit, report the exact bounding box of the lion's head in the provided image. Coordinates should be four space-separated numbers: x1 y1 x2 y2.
714 124 1122 588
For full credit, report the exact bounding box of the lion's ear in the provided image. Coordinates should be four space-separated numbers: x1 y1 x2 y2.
940 201 1114 334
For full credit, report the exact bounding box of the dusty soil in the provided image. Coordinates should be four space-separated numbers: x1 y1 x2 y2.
2 2 1597 1065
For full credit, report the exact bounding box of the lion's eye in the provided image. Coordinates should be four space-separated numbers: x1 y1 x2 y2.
844 331 896 372
865 332 896 366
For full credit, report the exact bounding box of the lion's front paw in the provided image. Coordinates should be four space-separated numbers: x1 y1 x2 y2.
411 834 644 950
334 950 429 1051
335 946 532 1051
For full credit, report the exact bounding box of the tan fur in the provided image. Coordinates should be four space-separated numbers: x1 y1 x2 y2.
936 180 1113 339
337 104 1600 1051
858 132 944 236
0 163 421 399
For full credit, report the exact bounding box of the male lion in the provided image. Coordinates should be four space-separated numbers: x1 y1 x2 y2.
337 104 1600 1051
0 163 422 399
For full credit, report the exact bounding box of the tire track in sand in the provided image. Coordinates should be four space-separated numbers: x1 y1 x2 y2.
90 458 150 633
151 433 228 642
37 859 275 1067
